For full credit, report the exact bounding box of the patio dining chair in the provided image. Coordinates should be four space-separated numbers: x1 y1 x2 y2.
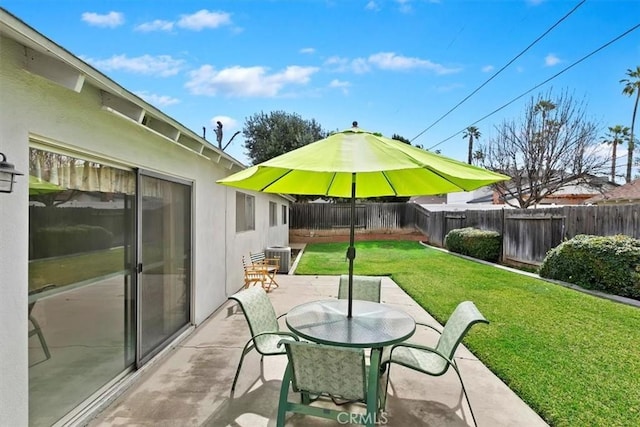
380 301 488 427
277 339 383 427
228 286 299 394
338 274 381 303
249 251 280 291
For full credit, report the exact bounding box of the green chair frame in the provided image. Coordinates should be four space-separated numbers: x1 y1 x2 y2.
28 302 51 361
277 339 383 427
228 287 298 394
337 274 381 303
381 301 489 427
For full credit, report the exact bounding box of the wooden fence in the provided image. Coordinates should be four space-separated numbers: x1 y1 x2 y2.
291 203 640 266
291 202 415 231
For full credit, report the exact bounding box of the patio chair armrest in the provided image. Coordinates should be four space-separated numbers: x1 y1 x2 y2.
276 312 288 320
387 342 454 366
253 330 299 341
276 336 302 348
416 322 443 334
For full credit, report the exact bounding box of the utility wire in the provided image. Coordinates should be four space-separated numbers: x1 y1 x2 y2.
411 0 586 143
427 22 640 151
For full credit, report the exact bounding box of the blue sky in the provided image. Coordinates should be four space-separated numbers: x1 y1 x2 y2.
3 0 640 169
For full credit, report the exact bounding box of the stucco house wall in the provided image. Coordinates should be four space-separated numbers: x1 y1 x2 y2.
0 10 288 425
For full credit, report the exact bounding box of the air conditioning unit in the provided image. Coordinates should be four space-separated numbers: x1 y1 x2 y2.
265 246 291 273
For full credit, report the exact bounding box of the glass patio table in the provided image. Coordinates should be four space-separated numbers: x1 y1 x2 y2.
285 299 416 415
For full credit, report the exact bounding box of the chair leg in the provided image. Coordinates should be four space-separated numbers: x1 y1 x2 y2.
29 316 51 360
451 363 479 427
277 364 293 427
231 340 255 394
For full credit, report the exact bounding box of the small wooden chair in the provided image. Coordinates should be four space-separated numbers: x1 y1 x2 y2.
249 251 280 291
242 256 268 291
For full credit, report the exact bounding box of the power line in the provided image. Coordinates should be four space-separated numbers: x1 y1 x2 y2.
411 0 586 143
427 21 640 151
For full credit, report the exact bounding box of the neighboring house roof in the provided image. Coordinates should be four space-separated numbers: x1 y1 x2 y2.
410 195 447 205
470 174 617 206
584 179 640 205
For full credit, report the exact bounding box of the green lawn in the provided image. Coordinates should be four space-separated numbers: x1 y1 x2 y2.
295 240 640 427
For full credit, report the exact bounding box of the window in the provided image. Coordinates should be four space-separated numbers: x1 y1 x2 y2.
236 192 255 231
282 204 288 225
269 201 278 226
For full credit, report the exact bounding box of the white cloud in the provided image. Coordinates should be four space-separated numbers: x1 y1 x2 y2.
211 116 238 130
300 47 316 54
81 11 124 28
365 1 381 11
482 65 494 73
136 91 180 107
185 65 319 97
396 0 412 13
545 54 561 67
435 83 463 93
324 56 371 74
325 52 458 75
368 52 461 74
177 9 231 30
329 79 350 88
329 79 351 94
135 19 174 32
84 54 185 77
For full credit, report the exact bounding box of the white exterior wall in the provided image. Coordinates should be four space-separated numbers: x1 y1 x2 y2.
0 28 288 425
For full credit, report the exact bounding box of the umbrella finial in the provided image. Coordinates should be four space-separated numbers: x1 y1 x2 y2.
352 121 358 128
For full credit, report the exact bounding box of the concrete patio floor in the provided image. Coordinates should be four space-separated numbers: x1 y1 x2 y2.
88 274 549 427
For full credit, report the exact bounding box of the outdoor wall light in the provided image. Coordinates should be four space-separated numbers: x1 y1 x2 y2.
0 152 24 193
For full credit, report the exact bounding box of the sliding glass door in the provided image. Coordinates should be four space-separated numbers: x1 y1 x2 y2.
138 172 192 365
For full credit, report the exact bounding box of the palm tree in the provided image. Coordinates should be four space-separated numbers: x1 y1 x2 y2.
601 125 630 182
472 149 485 166
462 126 481 164
621 66 640 182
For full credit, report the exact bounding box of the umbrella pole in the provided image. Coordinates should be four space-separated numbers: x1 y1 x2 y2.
347 173 356 318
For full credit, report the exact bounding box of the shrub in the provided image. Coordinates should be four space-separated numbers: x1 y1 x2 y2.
539 234 640 299
33 225 113 258
444 227 501 262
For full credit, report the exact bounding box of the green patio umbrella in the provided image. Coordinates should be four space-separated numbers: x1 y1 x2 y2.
217 124 510 317
29 175 64 195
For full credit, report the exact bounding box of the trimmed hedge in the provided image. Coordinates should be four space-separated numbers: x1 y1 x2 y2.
444 227 501 262
539 234 640 299
33 225 113 259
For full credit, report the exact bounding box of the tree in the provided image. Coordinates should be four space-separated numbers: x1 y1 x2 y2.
472 149 485 166
601 125 630 182
391 133 411 144
621 66 640 182
242 111 327 165
462 126 481 164
479 90 606 208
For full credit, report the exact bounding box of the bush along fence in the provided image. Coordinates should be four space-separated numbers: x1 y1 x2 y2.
290 202 640 267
